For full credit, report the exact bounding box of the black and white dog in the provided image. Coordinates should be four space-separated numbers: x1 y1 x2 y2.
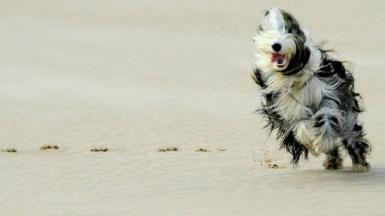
253 8 370 171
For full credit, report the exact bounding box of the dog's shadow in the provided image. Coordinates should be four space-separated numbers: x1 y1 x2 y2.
286 166 385 186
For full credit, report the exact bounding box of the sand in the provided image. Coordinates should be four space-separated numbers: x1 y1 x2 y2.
0 0 385 215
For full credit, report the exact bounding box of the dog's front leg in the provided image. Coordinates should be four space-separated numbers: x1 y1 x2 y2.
294 104 343 155
294 119 318 155
310 106 343 154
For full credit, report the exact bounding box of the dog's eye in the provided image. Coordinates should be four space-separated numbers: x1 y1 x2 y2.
258 25 263 31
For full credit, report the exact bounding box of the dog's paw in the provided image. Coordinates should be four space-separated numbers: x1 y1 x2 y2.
313 138 335 154
312 113 339 128
312 111 341 131
323 158 343 170
294 121 319 155
352 163 370 172
311 112 341 153
295 121 313 143
313 113 326 128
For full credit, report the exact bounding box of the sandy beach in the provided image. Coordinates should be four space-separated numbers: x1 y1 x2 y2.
1 0 385 215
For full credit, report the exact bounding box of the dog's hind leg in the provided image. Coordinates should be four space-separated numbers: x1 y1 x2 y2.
323 147 343 170
343 123 370 172
281 131 308 166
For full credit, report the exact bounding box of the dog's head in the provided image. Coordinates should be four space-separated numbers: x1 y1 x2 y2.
254 8 310 75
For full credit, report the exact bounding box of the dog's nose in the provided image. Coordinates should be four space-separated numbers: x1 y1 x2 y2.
272 43 281 52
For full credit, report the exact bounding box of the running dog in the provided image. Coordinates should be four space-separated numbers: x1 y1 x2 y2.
252 8 370 171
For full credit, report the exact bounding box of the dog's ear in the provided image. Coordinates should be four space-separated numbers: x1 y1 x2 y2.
331 61 346 78
252 68 267 88
282 46 310 76
302 47 311 64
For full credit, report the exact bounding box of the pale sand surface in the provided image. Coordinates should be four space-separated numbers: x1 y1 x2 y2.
0 1 385 215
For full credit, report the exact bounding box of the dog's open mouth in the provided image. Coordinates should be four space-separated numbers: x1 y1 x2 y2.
271 53 288 70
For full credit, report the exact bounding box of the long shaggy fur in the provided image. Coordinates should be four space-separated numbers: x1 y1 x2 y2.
252 8 370 171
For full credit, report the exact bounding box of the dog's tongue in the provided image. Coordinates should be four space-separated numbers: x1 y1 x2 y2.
272 53 284 64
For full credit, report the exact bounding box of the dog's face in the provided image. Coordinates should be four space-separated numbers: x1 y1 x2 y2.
254 8 310 75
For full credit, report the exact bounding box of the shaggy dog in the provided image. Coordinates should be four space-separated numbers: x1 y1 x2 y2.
252 8 370 171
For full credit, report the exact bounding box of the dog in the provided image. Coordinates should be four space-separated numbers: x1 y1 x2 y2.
252 8 370 171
